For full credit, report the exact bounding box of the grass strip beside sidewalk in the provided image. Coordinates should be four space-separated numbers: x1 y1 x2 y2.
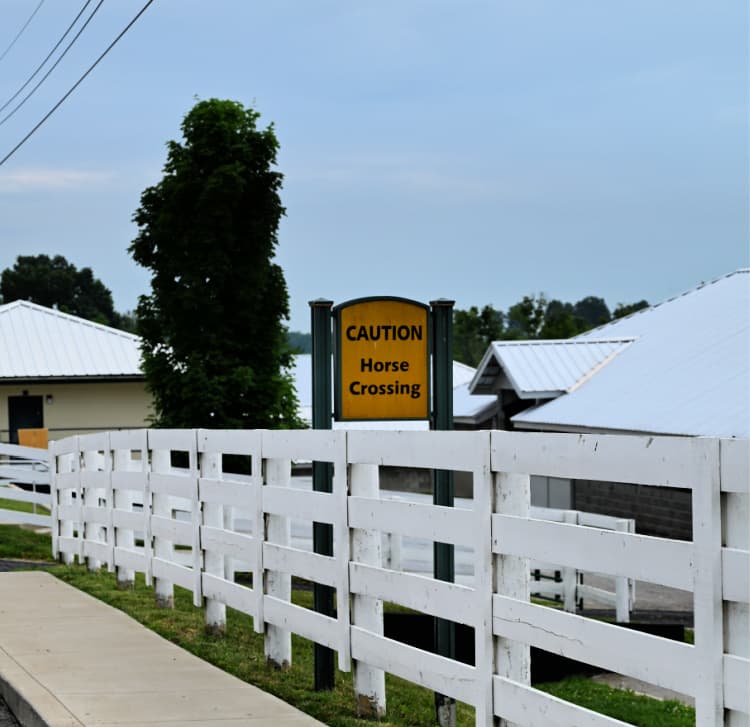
50 565 695 727
0 524 53 561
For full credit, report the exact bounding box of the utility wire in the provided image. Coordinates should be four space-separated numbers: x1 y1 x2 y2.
0 0 45 64
0 0 104 128
0 0 93 115
0 0 155 167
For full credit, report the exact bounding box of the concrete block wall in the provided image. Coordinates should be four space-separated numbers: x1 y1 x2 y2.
573 481 693 540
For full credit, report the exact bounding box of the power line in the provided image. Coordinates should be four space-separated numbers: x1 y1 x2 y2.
0 0 104 128
0 0 45 64
0 0 93 115
0 0 156 167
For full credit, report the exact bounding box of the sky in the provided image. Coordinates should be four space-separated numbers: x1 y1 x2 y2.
0 1 747 332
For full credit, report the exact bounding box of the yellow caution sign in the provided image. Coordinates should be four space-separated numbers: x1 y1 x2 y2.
335 298 429 420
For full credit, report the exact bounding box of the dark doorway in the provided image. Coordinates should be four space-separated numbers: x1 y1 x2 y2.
8 396 43 444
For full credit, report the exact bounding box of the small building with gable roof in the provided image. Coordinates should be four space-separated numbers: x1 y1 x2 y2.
0 300 151 443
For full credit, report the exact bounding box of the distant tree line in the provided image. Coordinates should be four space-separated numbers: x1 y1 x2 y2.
453 294 649 367
0 254 136 332
287 330 311 353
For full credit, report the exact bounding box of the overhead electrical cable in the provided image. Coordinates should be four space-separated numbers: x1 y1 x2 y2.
0 0 94 115
0 0 155 167
0 0 45 64
0 0 105 128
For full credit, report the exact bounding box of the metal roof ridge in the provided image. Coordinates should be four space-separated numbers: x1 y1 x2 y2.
490 336 635 347
565 339 636 394
0 299 141 342
580 268 749 336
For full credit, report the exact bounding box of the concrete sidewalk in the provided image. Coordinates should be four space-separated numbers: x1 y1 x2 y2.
0 571 325 726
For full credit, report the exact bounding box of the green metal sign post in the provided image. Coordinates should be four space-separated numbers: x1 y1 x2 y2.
430 299 456 726
309 299 335 691
310 295 456 711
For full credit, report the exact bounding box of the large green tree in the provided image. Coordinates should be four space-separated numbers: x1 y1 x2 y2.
0 254 129 329
129 98 302 430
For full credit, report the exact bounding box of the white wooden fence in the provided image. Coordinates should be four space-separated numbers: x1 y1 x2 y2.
49 429 749 726
0 442 51 528
379 499 636 621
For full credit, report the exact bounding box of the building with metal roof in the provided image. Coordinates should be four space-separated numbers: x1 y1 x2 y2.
0 300 150 443
470 270 750 438
471 338 634 401
469 270 749 537
0 300 143 380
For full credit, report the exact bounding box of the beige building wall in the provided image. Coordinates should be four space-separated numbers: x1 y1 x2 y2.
0 380 152 442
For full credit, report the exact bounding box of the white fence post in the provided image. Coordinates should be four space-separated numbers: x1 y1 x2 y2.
615 518 631 623
350 463 386 717
188 436 202 609
48 441 58 560
224 505 236 585
562 510 578 614
56 439 79 566
113 447 135 588
82 449 104 572
721 439 750 727
202 450 226 634
151 447 174 609
264 456 292 669
51 446 75 564
691 438 724 725
473 433 495 726
493 469 531 727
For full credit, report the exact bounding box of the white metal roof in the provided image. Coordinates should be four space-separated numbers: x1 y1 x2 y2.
512 270 750 438
470 338 634 399
0 300 142 379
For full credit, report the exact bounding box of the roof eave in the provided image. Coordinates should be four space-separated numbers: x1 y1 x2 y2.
516 390 564 401
511 418 690 437
468 347 501 394
0 375 145 384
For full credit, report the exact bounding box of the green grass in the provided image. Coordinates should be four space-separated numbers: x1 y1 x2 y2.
0 523 53 561
537 677 695 726
0 496 50 516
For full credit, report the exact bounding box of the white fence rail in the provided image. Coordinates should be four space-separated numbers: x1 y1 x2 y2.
49 430 749 726
380 499 636 621
0 442 51 528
